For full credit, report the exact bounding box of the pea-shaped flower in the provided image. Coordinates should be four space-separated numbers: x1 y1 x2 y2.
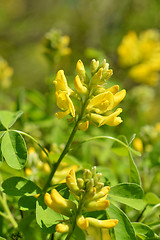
44 167 118 238
53 59 126 130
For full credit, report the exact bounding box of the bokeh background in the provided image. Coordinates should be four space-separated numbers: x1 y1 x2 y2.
1 0 160 88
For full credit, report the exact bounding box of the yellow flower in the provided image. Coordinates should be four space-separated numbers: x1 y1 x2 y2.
118 29 160 85
54 70 73 94
66 169 81 196
44 188 76 217
86 217 118 229
74 75 88 94
90 108 123 127
54 59 126 129
133 137 143 153
55 223 71 233
86 92 114 114
55 91 75 119
0 56 13 89
77 215 118 231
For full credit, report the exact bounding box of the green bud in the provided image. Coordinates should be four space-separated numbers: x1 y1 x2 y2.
83 169 92 180
77 178 85 189
91 166 97 177
96 182 104 192
90 59 99 75
94 173 102 184
86 179 94 192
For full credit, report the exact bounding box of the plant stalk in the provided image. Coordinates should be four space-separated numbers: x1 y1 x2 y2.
0 193 18 228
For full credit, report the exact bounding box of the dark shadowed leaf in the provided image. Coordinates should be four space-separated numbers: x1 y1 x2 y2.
2 177 41 196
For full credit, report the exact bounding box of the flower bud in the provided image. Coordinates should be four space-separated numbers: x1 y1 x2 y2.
78 120 89 131
66 169 81 196
90 59 99 75
86 178 94 192
87 217 118 229
55 223 71 233
76 60 86 80
91 68 103 84
74 75 88 94
77 178 85 189
84 199 110 212
76 215 89 230
96 182 104 192
83 169 92 180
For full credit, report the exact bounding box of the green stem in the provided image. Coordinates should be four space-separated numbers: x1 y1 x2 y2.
69 135 141 156
42 117 80 192
65 196 84 240
42 93 89 193
0 193 18 228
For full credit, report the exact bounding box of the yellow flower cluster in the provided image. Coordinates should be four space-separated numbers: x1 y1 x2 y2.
117 29 160 85
0 56 13 89
54 59 126 130
44 167 118 235
43 29 71 61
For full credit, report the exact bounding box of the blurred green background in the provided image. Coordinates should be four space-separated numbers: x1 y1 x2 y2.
1 0 160 89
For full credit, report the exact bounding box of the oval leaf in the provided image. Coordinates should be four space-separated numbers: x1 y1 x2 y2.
1 131 27 169
109 183 145 210
36 195 63 233
107 202 136 240
1 177 41 196
0 110 23 129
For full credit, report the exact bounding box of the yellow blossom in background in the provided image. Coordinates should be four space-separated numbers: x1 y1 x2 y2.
54 59 126 130
43 29 71 66
0 56 13 89
133 137 143 153
44 167 118 236
117 29 160 85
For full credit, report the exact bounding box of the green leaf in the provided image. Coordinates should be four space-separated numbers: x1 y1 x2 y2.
107 202 136 240
0 110 23 129
1 131 27 169
0 145 3 166
36 194 63 233
0 131 5 138
1 177 41 196
132 222 156 239
18 195 37 211
109 183 145 210
0 237 7 240
128 150 141 185
19 214 47 240
144 192 160 205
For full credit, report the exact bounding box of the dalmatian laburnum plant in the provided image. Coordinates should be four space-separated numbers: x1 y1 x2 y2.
0 59 159 240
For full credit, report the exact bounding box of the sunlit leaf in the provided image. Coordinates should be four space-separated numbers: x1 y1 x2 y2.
1 131 27 169
144 192 160 205
36 194 63 233
0 110 23 129
109 183 145 210
107 202 136 240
